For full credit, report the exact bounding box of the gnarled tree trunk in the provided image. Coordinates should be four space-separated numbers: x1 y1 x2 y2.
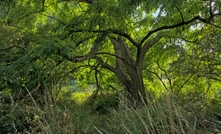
109 37 147 106
71 34 163 107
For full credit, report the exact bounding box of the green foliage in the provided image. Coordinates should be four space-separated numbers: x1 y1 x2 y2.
93 93 119 114
1 0 221 133
1 89 220 133
0 103 16 133
1 0 221 100
0 91 98 133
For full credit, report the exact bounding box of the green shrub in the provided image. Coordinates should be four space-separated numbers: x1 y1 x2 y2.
93 93 119 114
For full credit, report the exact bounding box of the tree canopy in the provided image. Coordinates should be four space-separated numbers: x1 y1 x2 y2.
1 0 221 106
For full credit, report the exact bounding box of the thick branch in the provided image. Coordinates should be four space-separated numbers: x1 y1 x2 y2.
139 16 200 46
139 14 221 46
137 14 221 66
92 56 117 74
65 29 139 47
93 55 130 86
109 37 124 69
142 32 164 56
95 52 124 62
137 32 165 66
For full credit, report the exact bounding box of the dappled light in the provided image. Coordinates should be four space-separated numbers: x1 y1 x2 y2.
1 0 221 133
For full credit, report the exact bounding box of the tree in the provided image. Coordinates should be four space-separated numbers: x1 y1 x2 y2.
1 0 221 106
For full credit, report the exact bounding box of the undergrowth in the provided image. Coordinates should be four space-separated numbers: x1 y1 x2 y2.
0 90 220 134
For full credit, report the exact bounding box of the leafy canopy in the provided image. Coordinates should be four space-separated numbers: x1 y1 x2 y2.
0 0 221 98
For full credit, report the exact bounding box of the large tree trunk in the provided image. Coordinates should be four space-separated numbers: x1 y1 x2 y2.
123 65 147 106
109 37 147 107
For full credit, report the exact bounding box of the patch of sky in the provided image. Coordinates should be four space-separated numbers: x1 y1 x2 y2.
152 5 167 18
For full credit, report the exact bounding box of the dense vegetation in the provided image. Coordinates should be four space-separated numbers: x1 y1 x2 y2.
0 0 221 133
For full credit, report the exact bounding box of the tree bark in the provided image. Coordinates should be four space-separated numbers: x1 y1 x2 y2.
123 65 147 106
109 37 147 107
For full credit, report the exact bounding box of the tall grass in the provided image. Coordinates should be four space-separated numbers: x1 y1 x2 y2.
103 93 198 134
0 88 100 134
1 89 220 134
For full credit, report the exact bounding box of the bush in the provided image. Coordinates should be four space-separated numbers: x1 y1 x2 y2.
93 93 119 114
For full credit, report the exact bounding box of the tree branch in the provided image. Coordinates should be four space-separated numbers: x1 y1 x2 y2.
39 13 66 26
176 7 184 22
137 32 165 66
95 52 125 62
92 56 117 74
66 29 139 47
92 55 130 86
57 65 90 81
210 23 221 28
156 61 173 91
139 14 221 46
139 16 201 46
141 32 165 57
145 69 169 91
177 73 195 95
62 33 106 62
209 0 213 17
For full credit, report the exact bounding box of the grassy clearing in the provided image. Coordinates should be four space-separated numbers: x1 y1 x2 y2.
1 90 221 134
